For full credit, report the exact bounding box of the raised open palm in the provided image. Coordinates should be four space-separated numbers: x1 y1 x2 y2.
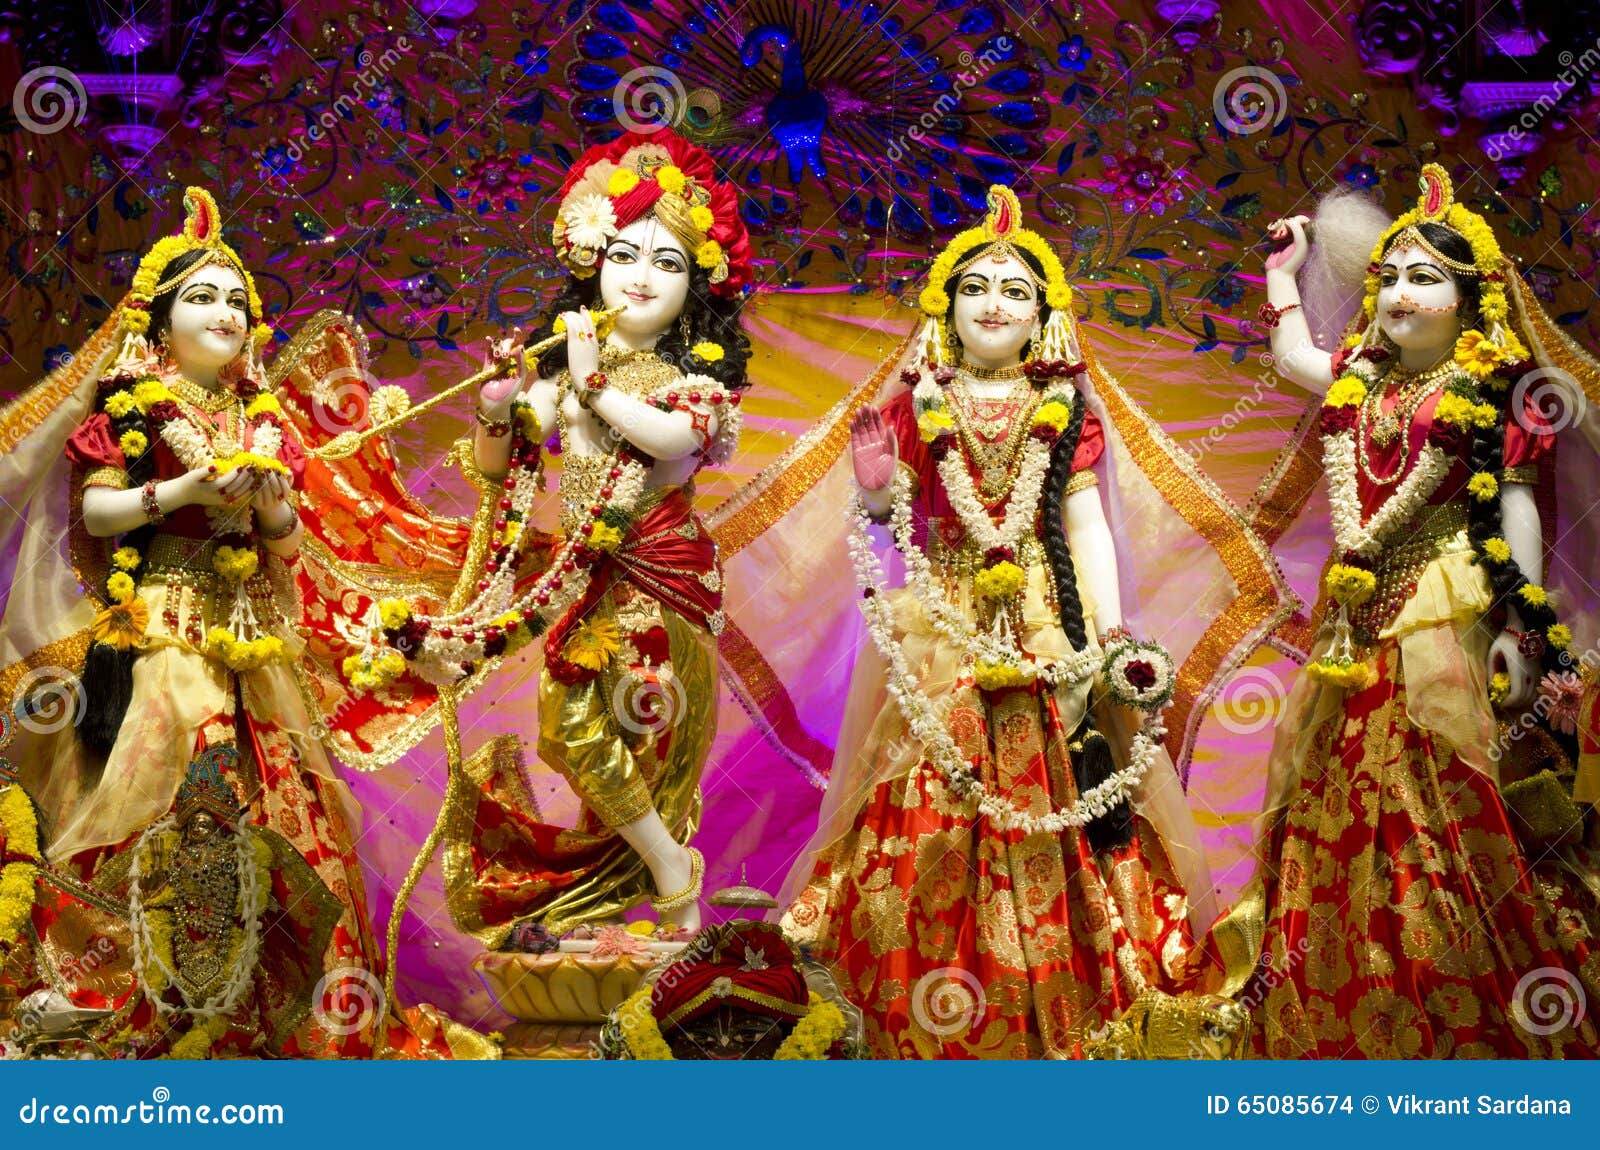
851 405 897 491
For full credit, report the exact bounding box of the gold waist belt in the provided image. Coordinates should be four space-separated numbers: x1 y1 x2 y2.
144 534 225 580
926 531 1047 576
1349 501 1473 642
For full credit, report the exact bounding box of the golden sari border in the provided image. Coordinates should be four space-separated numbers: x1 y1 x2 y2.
0 309 121 456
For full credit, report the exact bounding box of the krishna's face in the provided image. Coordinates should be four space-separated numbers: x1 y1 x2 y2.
950 249 1040 369
598 217 692 341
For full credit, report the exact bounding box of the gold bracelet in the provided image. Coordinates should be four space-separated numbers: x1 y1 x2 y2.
474 407 512 437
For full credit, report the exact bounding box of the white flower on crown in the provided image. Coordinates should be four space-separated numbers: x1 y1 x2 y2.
563 193 618 253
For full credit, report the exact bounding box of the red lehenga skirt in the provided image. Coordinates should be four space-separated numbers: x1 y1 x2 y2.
781 564 1205 1059
1223 639 1600 1059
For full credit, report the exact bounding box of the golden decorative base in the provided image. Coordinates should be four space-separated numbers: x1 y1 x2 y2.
474 948 681 1059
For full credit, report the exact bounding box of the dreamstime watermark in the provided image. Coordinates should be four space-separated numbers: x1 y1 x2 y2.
612 67 722 135
312 965 386 1037
1212 66 1288 137
885 38 1014 164
1510 966 1587 1037
12 66 87 136
271 39 412 171
611 667 688 735
1187 370 1280 462
1212 665 1287 737
10 666 86 737
1485 37 1600 162
909 966 986 1040
1511 365 1587 437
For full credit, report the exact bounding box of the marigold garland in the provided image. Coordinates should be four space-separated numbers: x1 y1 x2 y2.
614 988 845 1059
0 786 42 949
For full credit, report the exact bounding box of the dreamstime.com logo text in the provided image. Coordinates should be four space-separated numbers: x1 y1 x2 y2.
15 1088 284 1126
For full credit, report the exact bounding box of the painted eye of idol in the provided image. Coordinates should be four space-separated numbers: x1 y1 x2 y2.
178 280 249 313
604 237 687 275
955 271 1037 303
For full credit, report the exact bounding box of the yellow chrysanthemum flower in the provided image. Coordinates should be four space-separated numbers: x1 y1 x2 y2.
112 546 142 570
1032 400 1072 433
132 379 172 411
244 393 282 418
1324 375 1368 409
974 661 1037 690
691 340 725 363
1488 671 1511 705
1324 563 1376 607
1547 623 1573 650
607 168 640 196
104 391 137 418
918 286 950 318
588 521 626 552
689 205 715 232
105 571 137 603
1482 537 1513 563
916 408 954 443
378 598 412 631
973 560 1027 601
695 239 723 269
212 545 260 583
1467 472 1499 501
118 429 149 458
1518 583 1548 608
653 165 687 195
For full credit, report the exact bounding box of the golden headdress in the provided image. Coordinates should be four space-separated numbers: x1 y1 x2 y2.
1355 163 1517 356
123 186 271 351
915 185 1075 367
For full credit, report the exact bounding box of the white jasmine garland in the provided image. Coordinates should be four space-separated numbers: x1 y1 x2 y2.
1324 432 1450 559
849 480 1164 836
852 468 1102 687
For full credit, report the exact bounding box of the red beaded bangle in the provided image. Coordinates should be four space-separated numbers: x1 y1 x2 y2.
1257 301 1300 329
1505 626 1546 659
141 479 167 527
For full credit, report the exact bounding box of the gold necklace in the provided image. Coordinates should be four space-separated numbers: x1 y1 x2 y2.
949 380 1040 501
956 359 1027 382
167 375 236 414
1356 362 1456 487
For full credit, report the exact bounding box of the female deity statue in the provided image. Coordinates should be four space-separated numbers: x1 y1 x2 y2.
348 129 753 939
1100 164 1600 1059
0 188 481 1059
777 187 1294 1058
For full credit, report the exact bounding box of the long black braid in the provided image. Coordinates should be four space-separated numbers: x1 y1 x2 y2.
1038 385 1134 852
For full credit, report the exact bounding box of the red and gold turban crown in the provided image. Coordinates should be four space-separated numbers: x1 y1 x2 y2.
551 128 752 297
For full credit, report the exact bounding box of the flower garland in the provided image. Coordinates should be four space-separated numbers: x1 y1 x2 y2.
614 987 846 1060
853 469 1102 690
85 354 292 668
1314 326 1572 693
350 373 739 691
0 785 41 949
849 474 1168 836
127 816 272 1023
